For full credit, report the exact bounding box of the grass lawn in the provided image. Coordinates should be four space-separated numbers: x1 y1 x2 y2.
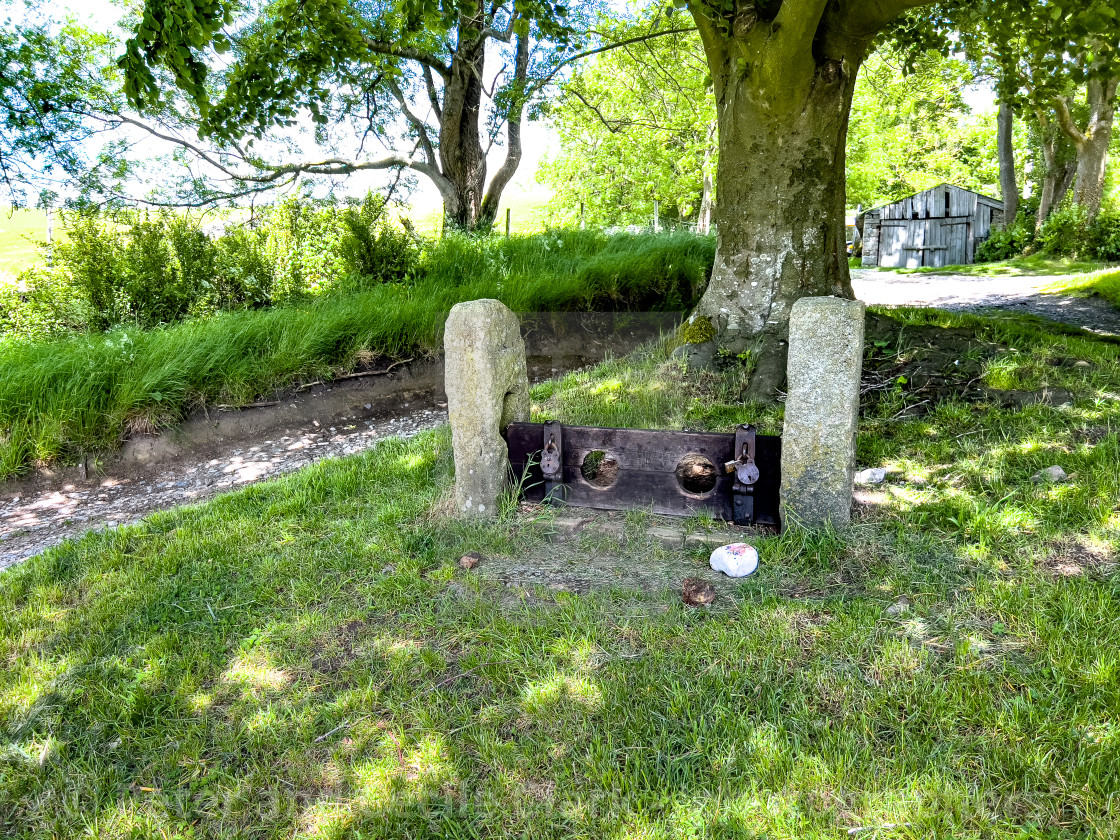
0 210 54 285
1044 268 1120 310
886 253 1114 277
2 308 1118 838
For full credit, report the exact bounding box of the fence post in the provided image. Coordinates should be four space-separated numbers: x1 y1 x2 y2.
653 199 661 233
505 207 511 238
580 202 586 230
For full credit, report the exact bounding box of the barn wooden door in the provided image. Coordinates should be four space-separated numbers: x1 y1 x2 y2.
878 220 907 268
941 219 970 266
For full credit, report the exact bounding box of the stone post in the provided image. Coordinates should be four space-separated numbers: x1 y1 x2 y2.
444 299 530 518
780 296 865 528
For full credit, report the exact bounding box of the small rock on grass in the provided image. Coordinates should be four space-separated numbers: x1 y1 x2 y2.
1031 465 1068 484
885 597 910 617
682 577 716 606
459 551 484 569
855 467 887 486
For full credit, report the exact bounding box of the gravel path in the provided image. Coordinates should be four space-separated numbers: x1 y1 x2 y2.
0 402 448 572
851 269 1120 335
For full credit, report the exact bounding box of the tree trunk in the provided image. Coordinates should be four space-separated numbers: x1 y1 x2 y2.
688 6 866 398
1052 76 1119 222
698 173 713 235
997 99 1019 224
1034 111 1066 227
1054 162 1077 212
1071 78 1117 219
438 25 489 231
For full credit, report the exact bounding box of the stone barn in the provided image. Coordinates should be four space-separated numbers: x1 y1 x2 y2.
861 184 1004 269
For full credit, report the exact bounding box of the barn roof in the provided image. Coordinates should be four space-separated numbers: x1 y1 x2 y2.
867 183 1003 215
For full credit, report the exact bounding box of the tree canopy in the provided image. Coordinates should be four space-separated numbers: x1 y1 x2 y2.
900 0 1120 218
119 0 693 229
538 13 715 229
0 14 118 207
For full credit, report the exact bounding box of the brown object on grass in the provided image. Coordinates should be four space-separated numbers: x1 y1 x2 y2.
682 577 716 606
459 552 484 569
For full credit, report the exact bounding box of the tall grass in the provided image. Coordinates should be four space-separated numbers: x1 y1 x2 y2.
0 230 714 475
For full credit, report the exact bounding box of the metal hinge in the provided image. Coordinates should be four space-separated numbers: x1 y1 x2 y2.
541 420 566 503
726 424 758 526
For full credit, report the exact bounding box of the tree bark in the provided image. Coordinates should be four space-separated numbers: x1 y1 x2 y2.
997 99 1019 223
1071 78 1117 219
688 1 877 398
1052 76 1119 221
438 18 489 230
1034 110 1070 227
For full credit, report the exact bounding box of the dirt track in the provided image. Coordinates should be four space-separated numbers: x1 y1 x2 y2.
851 269 1120 335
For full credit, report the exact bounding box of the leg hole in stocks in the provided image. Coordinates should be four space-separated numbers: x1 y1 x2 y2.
675 453 718 495
581 450 620 488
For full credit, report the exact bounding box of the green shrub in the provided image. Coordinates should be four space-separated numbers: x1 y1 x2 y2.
1082 212 1120 262
51 211 223 329
1035 203 1090 257
337 193 419 287
0 268 92 342
256 197 346 301
55 213 130 329
211 227 276 311
976 210 1036 263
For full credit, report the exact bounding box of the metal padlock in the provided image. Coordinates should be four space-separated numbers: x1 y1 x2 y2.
541 435 561 476
736 457 760 486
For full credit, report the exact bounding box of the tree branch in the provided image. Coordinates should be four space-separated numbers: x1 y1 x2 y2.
774 0 831 56
83 106 451 205
1052 95 1087 148
483 12 518 42
387 78 439 166
422 64 443 121
481 31 529 220
568 88 625 133
841 0 941 37
535 27 698 92
359 36 451 78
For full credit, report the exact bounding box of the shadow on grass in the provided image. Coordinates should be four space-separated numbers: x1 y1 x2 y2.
3 315 1120 837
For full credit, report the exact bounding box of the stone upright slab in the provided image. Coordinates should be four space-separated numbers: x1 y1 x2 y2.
444 299 530 518
780 296 865 528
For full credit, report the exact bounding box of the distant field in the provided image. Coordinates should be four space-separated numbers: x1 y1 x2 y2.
0 209 53 284
0 190 557 283
410 187 555 235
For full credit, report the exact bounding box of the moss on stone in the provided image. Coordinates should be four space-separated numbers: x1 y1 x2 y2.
680 315 716 345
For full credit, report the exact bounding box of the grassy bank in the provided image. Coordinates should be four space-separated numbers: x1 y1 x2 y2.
0 231 713 476
1 308 1118 837
1044 267 1120 309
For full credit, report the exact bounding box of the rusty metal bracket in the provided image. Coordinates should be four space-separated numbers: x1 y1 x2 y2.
730 424 758 526
540 420 566 503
